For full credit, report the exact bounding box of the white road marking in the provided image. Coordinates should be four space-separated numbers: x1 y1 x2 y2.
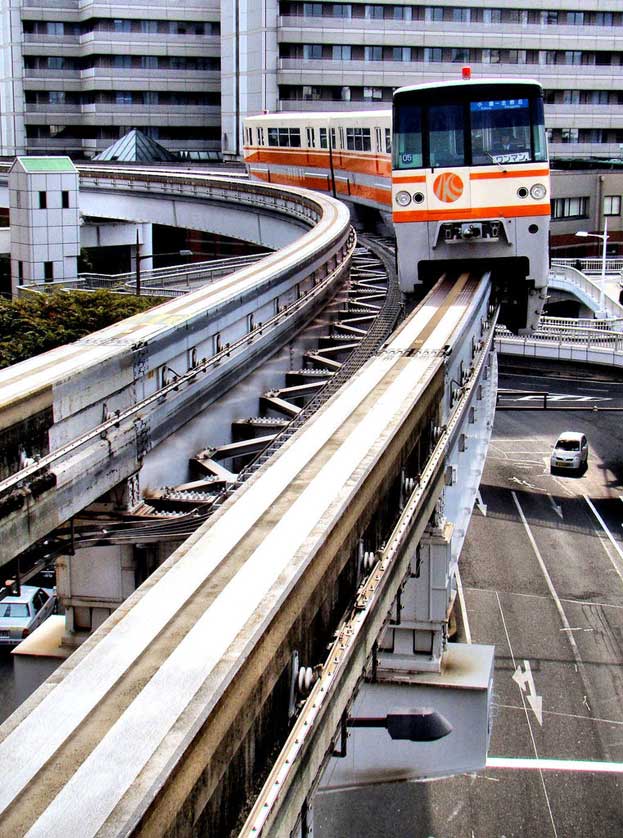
474 490 487 516
499 394 611 403
487 757 623 774
510 476 546 492
547 494 563 519
512 660 543 726
583 496 623 585
511 492 587 678
455 568 472 645
495 591 558 836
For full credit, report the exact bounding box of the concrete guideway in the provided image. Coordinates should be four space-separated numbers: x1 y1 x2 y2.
0 273 496 837
0 171 354 562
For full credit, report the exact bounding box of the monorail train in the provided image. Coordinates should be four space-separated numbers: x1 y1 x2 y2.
243 76 550 333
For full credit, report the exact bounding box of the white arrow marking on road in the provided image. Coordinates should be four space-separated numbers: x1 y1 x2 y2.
512 660 543 726
474 490 487 517
547 493 563 519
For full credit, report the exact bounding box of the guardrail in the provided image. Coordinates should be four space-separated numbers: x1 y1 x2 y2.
496 322 623 368
17 254 269 299
552 257 623 274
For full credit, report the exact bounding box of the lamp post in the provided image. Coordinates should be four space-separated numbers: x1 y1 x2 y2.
575 217 608 315
134 229 193 296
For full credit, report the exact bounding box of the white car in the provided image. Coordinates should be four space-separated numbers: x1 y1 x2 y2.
550 431 588 474
0 586 57 647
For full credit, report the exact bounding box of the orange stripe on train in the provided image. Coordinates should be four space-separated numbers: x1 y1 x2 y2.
393 204 551 222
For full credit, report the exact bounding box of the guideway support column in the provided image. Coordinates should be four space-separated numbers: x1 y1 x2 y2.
378 515 454 674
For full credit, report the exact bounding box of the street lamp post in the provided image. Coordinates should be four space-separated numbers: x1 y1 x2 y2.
575 217 608 315
134 229 193 296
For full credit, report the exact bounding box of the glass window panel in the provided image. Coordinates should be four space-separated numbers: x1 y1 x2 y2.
393 102 422 169
429 103 465 167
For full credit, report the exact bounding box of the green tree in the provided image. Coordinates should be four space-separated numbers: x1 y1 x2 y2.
0 290 162 369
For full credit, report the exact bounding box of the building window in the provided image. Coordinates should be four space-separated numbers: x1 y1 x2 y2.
561 128 579 143
62 191 69 209
452 8 471 23
392 6 412 21
39 191 47 209
332 5 352 18
392 47 411 62
365 46 383 62
604 196 621 216
303 44 323 60
541 11 558 25
44 261 54 281
565 51 582 66
18 261 23 285
303 3 323 16
332 45 351 60
113 19 132 32
302 85 322 100
451 48 470 63
363 87 383 101
484 9 502 24
551 197 589 220
115 92 133 104
365 5 384 19
428 7 444 22
425 48 443 63
566 12 584 25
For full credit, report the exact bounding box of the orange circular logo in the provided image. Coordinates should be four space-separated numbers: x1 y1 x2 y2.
433 172 464 203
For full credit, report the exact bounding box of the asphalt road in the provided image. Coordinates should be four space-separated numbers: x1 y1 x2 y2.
316 369 623 837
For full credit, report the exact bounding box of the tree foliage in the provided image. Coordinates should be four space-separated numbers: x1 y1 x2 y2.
0 290 162 369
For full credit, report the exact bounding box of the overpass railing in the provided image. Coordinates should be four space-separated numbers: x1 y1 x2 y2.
496 320 623 367
548 263 623 323
552 257 623 275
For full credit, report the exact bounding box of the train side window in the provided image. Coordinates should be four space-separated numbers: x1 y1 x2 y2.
319 127 328 149
428 103 465 167
375 127 382 151
330 127 337 149
258 127 265 146
268 127 279 147
385 127 391 154
346 127 371 151
306 127 315 147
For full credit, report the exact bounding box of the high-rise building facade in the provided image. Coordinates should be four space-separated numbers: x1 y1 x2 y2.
0 0 221 159
1 2 622 162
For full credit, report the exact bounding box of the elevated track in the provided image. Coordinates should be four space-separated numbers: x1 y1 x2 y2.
0 271 497 836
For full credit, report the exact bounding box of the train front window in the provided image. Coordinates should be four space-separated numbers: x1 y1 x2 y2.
393 103 422 170
428 103 465 167
471 98 532 164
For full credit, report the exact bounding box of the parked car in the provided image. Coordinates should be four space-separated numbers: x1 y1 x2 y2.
0 586 56 648
550 431 589 474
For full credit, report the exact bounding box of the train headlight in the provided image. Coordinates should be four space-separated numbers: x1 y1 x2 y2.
530 183 547 200
395 190 412 207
